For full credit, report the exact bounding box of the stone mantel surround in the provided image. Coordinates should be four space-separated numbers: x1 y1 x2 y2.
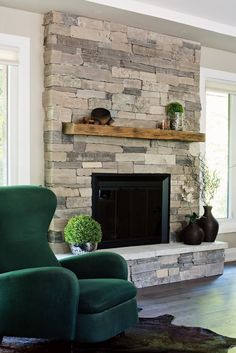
43 11 202 254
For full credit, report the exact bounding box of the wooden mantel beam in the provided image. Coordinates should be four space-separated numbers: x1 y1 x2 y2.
62 123 205 142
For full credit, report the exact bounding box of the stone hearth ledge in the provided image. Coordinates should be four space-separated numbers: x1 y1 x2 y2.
56 241 227 260
56 242 227 288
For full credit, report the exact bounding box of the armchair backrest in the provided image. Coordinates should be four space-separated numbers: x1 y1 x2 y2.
0 185 60 273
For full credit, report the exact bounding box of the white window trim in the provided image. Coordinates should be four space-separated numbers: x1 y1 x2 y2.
0 33 30 184
200 67 236 234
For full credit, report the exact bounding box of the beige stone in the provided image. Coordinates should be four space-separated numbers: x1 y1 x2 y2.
66 197 91 208
127 27 147 42
112 93 136 105
82 162 102 168
145 154 176 165
140 72 156 82
46 169 77 184
116 153 145 162
168 267 180 276
50 186 80 197
124 79 141 89
111 42 131 52
112 67 140 79
79 188 92 198
149 106 165 115
85 144 123 153
76 89 106 99
45 75 82 89
117 162 134 173
71 26 110 42
47 23 71 36
44 121 62 131
77 17 104 30
76 176 92 187
45 144 73 152
45 152 67 162
156 269 168 278
46 106 72 122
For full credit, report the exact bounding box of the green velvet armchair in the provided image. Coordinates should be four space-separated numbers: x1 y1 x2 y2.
0 185 138 343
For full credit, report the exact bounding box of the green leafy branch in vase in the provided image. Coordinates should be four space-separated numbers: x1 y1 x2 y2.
181 180 199 224
186 154 220 207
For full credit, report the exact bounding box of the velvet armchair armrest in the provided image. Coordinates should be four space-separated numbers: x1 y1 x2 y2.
59 251 128 280
0 266 79 340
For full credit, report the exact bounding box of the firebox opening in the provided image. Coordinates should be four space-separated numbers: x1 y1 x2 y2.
92 173 170 249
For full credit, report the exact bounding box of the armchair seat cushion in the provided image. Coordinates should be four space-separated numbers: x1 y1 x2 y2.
78 278 137 314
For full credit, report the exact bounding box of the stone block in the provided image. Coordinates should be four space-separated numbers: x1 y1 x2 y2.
112 67 140 79
168 267 180 276
159 255 179 266
132 261 160 274
46 169 77 184
50 186 80 197
77 17 104 30
45 152 67 162
66 197 91 209
79 188 92 198
76 89 106 99
82 162 102 168
116 153 145 162
117 162 134 173
112 93 136 105
124 79 142 89
71 26 110 43
156 268 168 278
145 154 175 165
180 265 206 281
76 176 92 187
127 27 148 43
45 75 82 89
205 262 224 276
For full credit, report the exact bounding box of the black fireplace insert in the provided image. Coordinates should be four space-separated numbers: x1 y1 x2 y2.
92 173 170 249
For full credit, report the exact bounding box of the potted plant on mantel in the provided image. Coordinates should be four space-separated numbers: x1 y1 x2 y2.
166 101 184 131
64 215 103 255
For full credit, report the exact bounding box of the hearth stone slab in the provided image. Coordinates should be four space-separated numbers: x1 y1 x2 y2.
57 241 227 288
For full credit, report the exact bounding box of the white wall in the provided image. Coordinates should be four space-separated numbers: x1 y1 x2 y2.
201 46 236 73
0 6 44 184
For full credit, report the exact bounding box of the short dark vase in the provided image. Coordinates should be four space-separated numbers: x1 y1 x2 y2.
181 222 204 245
198 206 219 242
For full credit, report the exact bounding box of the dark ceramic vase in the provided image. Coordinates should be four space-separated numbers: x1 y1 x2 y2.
181 222 204 245
198 206 219 242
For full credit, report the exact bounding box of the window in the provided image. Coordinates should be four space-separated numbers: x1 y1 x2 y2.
201 68 236 233
0 34 30 185
0 64 7 184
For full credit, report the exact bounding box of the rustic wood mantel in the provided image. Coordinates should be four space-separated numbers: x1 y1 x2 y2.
62 123 205 142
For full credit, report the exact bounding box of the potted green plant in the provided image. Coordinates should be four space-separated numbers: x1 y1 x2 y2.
64 215 102 255
166 101 184 130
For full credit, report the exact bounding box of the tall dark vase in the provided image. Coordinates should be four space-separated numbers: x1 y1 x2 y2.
198 206 219 242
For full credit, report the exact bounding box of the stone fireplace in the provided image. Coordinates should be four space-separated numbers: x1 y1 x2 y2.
43 10 202 253
43 11 227 288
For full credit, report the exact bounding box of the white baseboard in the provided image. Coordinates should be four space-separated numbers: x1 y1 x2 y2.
225 248 236 262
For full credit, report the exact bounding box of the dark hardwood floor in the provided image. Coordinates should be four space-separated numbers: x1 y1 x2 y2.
137 262 236 338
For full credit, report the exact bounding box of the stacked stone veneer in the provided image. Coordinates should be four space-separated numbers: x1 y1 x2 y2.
127 249 225 288
43 11 201 251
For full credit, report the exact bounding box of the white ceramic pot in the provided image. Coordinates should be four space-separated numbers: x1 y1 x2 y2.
70 242 98 255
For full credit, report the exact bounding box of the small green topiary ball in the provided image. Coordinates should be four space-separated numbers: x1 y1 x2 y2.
166 101 184 116
64 215 102 245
